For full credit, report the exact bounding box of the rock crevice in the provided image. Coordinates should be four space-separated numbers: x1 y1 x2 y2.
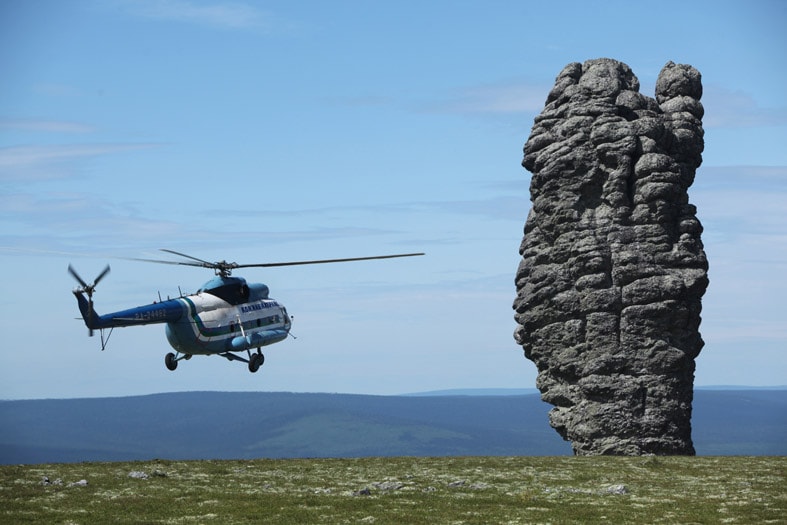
513 59 708 455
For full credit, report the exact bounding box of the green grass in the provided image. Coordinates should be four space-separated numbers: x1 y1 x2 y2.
2 456 785 524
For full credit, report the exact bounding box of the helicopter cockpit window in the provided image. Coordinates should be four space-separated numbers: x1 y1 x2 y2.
202 283 250 305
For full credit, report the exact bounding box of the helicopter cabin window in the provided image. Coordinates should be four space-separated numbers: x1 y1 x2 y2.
202 283 250 305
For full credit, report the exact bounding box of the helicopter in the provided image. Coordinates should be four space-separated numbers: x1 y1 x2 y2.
69 249 423 373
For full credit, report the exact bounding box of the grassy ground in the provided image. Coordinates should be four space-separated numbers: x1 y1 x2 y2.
1 456 784 524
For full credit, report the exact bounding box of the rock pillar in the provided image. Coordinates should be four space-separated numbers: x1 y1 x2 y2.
513 59 708 455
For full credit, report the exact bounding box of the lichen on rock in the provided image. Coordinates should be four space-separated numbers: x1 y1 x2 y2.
513 59 708 455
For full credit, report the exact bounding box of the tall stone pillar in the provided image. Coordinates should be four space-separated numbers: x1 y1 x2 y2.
513 59 708 455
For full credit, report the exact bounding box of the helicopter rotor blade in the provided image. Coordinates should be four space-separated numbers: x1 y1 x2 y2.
127 249 222 270
125 257 208 268
67 264 111 293
129 249 423 276
235 253 425 268
159 249 214 266
68 264 89 289
94 265 111 286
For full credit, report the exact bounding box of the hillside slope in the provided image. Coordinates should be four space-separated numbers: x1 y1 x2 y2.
1 390 784 464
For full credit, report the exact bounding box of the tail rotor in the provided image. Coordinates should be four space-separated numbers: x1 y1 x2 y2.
68 264 110 336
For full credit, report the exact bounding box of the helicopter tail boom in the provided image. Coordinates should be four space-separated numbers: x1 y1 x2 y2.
73 292 184 331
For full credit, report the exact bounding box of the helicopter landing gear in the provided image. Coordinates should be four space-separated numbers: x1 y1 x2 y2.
165 352 190 371
165 352 178 371
248 351 265 373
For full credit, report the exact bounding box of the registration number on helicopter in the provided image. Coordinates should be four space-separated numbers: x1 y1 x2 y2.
133 309 169 321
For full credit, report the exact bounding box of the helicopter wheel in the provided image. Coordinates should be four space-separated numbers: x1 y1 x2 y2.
249 352 264 373
165 352 178 371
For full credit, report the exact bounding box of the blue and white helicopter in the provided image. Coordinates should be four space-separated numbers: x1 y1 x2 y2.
69 249 423 373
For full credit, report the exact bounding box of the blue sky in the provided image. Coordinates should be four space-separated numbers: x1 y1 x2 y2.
1 0 785 399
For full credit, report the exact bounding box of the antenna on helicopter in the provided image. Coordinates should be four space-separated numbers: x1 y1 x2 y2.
68 264 110 337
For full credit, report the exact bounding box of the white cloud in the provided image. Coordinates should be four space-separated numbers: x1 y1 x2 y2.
693 165 787 235
690 165 787 356
701 85 787 128
422 80 549 116
0 143 159 181
428 80 787 130
0 119 94 133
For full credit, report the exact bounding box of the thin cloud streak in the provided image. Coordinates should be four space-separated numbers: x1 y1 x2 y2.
206 195 529 223
4 164 780 256
0 143 161 181
701 86 787 128
423 80 787 130
693 165 787 236
0 119 95 134
117 0 276 30
421 80 549 116
0 191 403 255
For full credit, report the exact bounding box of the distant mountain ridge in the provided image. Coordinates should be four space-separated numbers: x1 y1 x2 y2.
404 388 541 396
405 386 787 396
1 389 785 464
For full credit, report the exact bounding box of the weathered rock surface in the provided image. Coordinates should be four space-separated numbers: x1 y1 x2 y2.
513 59 708 455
